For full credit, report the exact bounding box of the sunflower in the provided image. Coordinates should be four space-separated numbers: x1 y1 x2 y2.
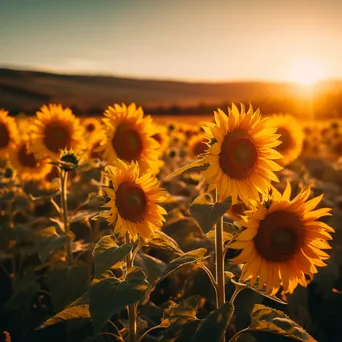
152 125 170 154
86 136 104 160
268 114 304 166
40 166 60 190
230 183 334 294
99 159 167 240
8 139 52 181
0 109 19 159
82 117 102 139
200 104 282 204
101 103 162 173
188 133 209 158
29 104 86 160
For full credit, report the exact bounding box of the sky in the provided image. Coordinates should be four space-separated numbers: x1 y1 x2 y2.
1 0 342 82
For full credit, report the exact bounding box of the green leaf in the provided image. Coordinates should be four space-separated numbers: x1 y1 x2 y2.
134 253 166 284
248 304 317 341
229 278 287 305
159 296 200 341
48 261 89 312
154 248 207 285
191 302 234 342
190 195 232 234
89 266 150 334
70 210 99 223
92 235 132 278
34 226 68 262
38 304 90 329
2 269 39 312
147 230 184 255
160 299 233 342
167 159 209 178
162 295 200 325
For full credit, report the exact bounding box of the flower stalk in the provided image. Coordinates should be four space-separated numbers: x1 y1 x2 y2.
60 169 73 266
215 208 225 308
126 233 137 342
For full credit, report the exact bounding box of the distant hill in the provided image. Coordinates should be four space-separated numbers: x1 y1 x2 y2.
1 68 342 117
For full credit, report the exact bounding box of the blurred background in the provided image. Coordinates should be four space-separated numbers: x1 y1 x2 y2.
0 0 342 118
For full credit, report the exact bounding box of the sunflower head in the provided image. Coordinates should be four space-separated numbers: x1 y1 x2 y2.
230 182 334 294
99 159 167 241
200 103 283 204
152 124 170 154
0 109 19 158
59 148 80 171
101 103 163 174
188 133 209 158
29 104 86 160
268 114 304 166
8 138 52 182
82 117 102 138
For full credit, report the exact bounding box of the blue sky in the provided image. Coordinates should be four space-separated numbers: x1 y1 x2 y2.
1 0 342 82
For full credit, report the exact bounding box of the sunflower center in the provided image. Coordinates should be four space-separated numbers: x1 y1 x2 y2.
0 123 10 148
277 127 292 152
112 124 143 161
18 144 37 168
193 140 207 156
86 123 96 133
219 130 258 179
44 122 71 153
152 133 162 144
116 182 147 222
254 210 304 262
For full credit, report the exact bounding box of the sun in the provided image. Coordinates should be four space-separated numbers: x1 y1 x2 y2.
290 61 325 86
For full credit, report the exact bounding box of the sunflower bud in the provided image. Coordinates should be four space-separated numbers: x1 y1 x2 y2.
59 149 79 172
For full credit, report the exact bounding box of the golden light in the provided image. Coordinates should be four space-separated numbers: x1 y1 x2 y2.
290 61 325 86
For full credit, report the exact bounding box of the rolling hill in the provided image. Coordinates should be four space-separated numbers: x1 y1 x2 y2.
1 68 342 117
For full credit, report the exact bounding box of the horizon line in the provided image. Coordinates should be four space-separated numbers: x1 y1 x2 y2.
1 64 340 86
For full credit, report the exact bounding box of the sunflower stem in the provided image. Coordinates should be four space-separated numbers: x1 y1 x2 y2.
214 189 226 307
199 264 218 294
229 286 244 304
60 169 73 267
126 233 137 342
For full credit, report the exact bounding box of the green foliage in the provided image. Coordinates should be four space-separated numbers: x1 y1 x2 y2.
2 269 39 313
245 304 317 342
134 253 166 284
92 235 133 278
191 302 234 342
70 210 99 223
147 230 184 255
226 274 287 305
89 266 150 334
162 295 200 325
48 261 89 311
34 226 68 262
190 194 232 234
160 298 234 342
153 248 207 285
38 304 90 329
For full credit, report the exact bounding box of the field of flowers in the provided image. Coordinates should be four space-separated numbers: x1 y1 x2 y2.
0 103 342 342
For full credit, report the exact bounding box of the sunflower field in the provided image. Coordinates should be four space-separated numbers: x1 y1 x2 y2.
0 103 342 342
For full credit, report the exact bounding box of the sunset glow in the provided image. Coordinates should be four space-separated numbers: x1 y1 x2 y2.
290 61 326 86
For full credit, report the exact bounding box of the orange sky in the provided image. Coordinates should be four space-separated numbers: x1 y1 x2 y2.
1 0 341 82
